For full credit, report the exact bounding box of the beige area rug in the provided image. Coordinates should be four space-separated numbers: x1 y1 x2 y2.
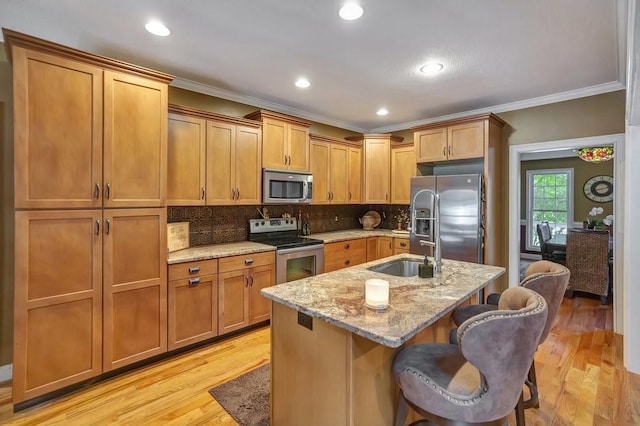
209 364 270 426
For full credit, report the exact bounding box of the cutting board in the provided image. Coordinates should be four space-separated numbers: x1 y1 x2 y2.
167 222 190 252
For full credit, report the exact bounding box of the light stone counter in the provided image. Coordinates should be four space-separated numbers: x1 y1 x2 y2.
261 253 505 348
167 241 275 264
310 228 409 243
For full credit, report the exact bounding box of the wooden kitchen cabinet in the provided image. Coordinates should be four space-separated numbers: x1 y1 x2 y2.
324 238 367 272
6 29 173 403
218 252 275 335
366 237 379 261
346 134 404 204
393 238 410 255
168 258 219 350
378 236 394 259
168 105 263 206
102 208 167 371
309 135 354 204
245 110 311 171
348 146 362 204
391 143 416 204
414 116 488 163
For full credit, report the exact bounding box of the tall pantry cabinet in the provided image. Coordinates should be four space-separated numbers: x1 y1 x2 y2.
5 29 174 403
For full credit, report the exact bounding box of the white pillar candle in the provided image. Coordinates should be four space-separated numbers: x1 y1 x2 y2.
365 279 389 308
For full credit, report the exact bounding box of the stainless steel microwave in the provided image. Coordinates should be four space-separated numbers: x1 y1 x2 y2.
263 169 313 204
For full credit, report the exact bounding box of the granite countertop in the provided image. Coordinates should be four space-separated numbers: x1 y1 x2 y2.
167 241 275 264
310 228 410 243
261 254 505 348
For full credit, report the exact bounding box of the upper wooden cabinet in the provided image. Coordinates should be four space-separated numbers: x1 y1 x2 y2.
346 134 404 204
391 142 416 204
245 110 311 171
8 32 172 209
309 134 360 204
168 105 263 206
413 114 504 164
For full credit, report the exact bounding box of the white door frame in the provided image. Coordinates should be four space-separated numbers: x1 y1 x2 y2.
508 133 625 334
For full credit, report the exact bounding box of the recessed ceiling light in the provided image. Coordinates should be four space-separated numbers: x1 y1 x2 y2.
376 108 389 116
295 78 311 88
419 62 444 75
145 20 171 37
339 3 364 20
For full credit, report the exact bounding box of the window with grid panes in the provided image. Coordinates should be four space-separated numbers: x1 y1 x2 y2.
526 169 573 251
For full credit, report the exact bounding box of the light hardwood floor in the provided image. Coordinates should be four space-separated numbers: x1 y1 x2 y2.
0 296 638 425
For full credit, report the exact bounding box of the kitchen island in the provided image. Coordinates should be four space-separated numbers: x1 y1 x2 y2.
261 254 505 426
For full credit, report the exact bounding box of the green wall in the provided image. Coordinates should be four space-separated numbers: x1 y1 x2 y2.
520 157 614 222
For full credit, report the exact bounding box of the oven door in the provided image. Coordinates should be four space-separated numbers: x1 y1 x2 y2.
276 245 324 284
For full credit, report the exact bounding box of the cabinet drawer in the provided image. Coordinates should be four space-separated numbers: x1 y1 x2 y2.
325 238 367 272
168 259 218 281
393 238 410 251
219 251 275 273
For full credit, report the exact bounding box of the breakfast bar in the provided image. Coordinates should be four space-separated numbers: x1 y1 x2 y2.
261 254 505 426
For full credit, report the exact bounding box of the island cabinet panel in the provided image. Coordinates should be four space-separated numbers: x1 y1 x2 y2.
103 208 167 372
167 258 219 350
377 236 394 259
391 143 416 204
324 238 367 272
13 210 103 403
366 237 378 261
167 113 206 205
218 252 275 334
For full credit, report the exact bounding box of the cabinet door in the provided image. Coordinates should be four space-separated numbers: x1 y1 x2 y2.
366 237 379 261
262 118 287 169
391 146 416 204
103 208 167 371
168 274 218 350
249 264 275 324
12 47 103 209
330 144 349 204
104 71 167 207
234 126 262 205
288 123 310 171
206 121 235 205
218 269 250 334
348 147 362 204
448 121 484 160
167 113 206 206
13 210 102 403
310 141 330 204
378 237 394 259
415 128 447 162
363 138 390 203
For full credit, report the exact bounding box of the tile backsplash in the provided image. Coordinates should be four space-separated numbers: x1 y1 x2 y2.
168 204 409 247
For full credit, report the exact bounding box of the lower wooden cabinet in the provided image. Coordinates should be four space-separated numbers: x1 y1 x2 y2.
218 252 275 335
393 238 410 255
324 238 367 272
168 259 219 350
378 237 394 259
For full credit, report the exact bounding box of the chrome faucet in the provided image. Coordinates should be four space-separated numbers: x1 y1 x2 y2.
411 189 441 274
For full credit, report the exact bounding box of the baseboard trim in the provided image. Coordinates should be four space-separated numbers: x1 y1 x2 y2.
0 364 12 383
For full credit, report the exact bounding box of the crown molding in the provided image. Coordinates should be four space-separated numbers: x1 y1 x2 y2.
170 77 368 133
370 81 626 133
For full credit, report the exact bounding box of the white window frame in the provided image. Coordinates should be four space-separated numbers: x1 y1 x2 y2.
525 168 574 251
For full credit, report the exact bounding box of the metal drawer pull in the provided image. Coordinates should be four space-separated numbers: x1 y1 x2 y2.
400 242 407 247
188 266 201 273
344 243 350 249
188 278 200 286
344 260 350 265
245 258 254 265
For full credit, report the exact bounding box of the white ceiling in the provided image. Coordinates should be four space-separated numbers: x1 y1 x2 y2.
0 0 627 133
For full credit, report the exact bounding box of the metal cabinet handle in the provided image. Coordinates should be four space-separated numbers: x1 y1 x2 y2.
448 145 452 156
236 188 240 200
344 243 350 249
105 182 111 199
400 241 407 247
249 275 254 286
344 259 350 265
231 188 236 200
105 218 111 235
443 146 447 156
385 193 388 200
201 187 205 200
287 155 291 165
348 192 351 200
284 155 288 165
188 266 201 273
245 258 254 265
95 219 100 235
245 275 250 287
188 278 200 286
95 183 100 199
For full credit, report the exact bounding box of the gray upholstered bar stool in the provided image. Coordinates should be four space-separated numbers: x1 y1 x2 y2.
450 260 570 421
393 287 548 426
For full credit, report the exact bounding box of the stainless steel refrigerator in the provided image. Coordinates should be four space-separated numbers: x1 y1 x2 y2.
409 174 484 263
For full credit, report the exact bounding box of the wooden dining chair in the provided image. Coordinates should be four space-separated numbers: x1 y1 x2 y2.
536 222 566 264
566 229 610 304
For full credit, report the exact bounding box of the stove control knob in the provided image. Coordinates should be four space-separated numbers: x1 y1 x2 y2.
255 223 259 227
261 221 265 225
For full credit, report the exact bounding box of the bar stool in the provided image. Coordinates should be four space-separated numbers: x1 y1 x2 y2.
393 287 548 425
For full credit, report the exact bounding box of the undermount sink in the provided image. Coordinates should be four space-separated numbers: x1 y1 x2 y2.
367 258 422 277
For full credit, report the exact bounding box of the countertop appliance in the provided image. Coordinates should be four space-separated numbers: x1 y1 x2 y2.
263 169 313 204
410 174 484 264
249 218 324 284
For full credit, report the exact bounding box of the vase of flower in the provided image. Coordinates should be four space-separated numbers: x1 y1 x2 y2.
396 222 403 231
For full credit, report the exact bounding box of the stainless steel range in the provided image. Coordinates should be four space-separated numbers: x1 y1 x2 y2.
248 218 324 284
